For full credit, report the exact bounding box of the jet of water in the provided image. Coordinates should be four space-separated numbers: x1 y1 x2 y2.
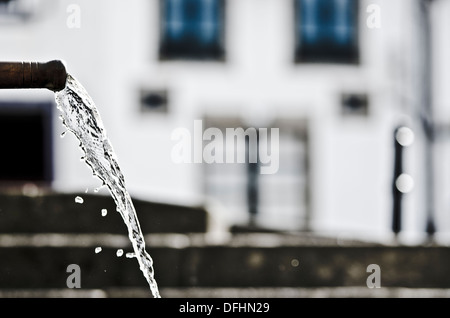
55 74 161 298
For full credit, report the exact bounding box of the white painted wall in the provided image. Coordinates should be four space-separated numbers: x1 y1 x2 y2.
0 0 444 241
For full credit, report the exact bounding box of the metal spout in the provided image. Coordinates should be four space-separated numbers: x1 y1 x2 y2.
0 60 67 92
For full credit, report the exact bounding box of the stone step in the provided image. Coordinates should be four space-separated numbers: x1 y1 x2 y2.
0 233 448 290
1 287 450 298
0 193 208 234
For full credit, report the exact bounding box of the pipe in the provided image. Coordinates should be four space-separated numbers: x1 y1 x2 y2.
0 60 67 92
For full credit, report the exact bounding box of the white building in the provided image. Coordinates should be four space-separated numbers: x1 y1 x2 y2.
0 0 447 242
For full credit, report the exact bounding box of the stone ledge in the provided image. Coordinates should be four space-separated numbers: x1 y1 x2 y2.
0 192 208 234
0 287 449 298
0 238 449 289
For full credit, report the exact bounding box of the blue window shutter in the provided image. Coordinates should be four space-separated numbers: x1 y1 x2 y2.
317 0 336 43
334 0 353 45
300 0 319 44
184 0 201 42
200 0 218 45
166 0 184 40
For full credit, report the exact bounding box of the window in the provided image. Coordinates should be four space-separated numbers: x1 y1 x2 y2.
0 0 38 22
203 117 310 231
0 102 53 185
140 89 168 114
341 93 369 116
295 0 359 63
257 122 310 231
160 0 225 60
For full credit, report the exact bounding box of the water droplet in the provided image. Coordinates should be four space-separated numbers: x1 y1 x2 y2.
116 249 123 257
75 196 84 204
126 252 135 258
291 259 300 267
94 184 105 193
85 188 89 193
60 131 67 138
95 247 102 254
101 209 108 217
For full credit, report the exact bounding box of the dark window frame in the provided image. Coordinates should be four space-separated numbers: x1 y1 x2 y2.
159 0 226 61
294 0 360 64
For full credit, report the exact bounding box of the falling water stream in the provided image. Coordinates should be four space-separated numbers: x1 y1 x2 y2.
55 74 161 298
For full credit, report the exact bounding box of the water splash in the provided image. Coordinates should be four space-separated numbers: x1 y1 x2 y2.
75 196 84 204
55 74 161 298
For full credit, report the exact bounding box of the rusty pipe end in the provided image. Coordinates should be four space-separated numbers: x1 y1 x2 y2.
45 60 67 92
0 60 68 92
31 60 67 92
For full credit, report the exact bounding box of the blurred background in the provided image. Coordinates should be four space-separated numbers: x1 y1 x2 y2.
0 0 450 297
